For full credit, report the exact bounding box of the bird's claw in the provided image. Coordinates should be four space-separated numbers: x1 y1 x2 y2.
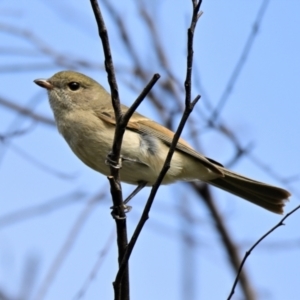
110 203 132 220
105 153 122 169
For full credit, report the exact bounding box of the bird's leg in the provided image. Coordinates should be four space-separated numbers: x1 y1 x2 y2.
123 181 147 205
110 181 147 217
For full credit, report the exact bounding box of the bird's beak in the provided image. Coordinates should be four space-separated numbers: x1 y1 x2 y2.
34 79 54 90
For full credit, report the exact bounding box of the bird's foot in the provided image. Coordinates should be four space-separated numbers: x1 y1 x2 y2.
105 153 122 169
110 203 132 220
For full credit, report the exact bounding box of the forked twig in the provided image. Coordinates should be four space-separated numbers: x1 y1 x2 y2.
114 0 203 290
90 2 160 299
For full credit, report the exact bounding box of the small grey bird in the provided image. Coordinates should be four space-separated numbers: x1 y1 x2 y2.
34 71 290 214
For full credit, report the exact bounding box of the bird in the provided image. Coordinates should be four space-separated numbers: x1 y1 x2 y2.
34 70 291 214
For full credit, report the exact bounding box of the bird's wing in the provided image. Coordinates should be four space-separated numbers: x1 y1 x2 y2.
97 109 224 176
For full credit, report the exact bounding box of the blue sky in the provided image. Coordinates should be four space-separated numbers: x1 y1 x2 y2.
0 1 300 299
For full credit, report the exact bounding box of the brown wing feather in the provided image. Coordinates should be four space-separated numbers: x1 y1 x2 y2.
96 110 224 176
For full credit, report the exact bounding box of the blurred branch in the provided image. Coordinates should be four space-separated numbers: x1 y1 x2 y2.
0 190 86 228
6 142 77 179
248 152 298 188
0 92 78 179
228 204 300 300
139 5 183 103
192 183 256 300
239 238 300 251
19 254 40 300
209 0 270 123
33 192 105 300
102 0 166 113
74 228 115 300
0 22 98 70
0 63 79 73
205 119 295 191
0 47 39 56
0 126 35 141
0 96 55 125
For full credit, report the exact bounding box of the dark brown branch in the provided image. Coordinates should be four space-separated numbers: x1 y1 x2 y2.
121 74 160 125
228 204 300 300
90 2 161 299
110 73 160 295
114 95 200 287
90 1 129 299
185 0 202 106
114 0 203 289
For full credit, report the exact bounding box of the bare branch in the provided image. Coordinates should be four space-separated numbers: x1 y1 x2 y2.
0 96 55 125
228 204 300 300
114 0 203 288
89 1 130 297
90 2 160 299
33 192 104 300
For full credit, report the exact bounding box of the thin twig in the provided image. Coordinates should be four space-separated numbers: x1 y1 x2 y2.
227 204 300 300
121 74 160 125
114 94 200 287
192 183 256 300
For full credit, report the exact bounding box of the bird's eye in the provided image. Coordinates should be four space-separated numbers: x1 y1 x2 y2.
68 82 80 91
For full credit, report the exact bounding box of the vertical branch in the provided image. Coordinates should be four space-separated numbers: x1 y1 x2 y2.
90 4 161 300
90 1 128 299
227 204 300 300
185 0 202 106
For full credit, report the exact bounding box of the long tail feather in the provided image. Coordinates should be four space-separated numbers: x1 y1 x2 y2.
207 169 291 214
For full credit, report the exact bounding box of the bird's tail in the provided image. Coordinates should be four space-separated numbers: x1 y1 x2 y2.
206 168 291 214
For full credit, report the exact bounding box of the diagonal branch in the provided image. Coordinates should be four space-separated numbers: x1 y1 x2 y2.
0 96 55 126
228 204 300 300
192 183 256 300
114 0 203 289
208 0 270 123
